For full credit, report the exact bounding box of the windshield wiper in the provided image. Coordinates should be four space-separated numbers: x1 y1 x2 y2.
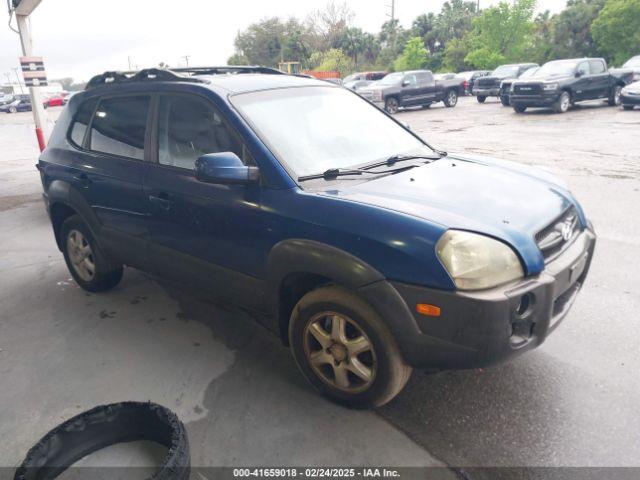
298 168 371 182
361 150 447 171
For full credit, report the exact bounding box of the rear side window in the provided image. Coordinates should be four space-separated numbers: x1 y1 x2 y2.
157 94 243 170
89 96 150 160
589 60 605 74
416 72 434 85
69 98 98 148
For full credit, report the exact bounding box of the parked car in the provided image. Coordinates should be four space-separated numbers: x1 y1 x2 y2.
0 94 15 108
621 81 640 110
0 94 48 113
499 67 539 106
458 70 491 95
510 58 633 114
473 63 539 103
343 71 387 83
45 93 68 107
344 80 373 91
39 67 596 407
358 70 465 113
615 55 640 83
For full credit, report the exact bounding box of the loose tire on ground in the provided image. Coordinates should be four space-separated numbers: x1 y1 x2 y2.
60 215 123 292
289 285 412 408
13 402 190 480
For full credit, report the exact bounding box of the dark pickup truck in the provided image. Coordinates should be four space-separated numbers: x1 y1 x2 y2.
473 63 538 103
358 70 465 113
510 58 634 114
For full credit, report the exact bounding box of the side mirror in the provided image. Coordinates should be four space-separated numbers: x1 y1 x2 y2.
576 71 583 78
402 80 410 87
195 152 259 185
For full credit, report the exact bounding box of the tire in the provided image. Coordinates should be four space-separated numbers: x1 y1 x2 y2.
553 91 571 114
623 105 634 111
608 85 622 106
60 215 123 292
513 105 527 113
9 106 17 113
384 97 399 114
13 402 190 480
477 96 486 103
289 285 412 408
500 96 510 107
443 89 458 108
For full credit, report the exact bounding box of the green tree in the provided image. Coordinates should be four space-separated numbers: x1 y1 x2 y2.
549 0 606 59
317 48 354 76
465 0 537 68
592 0 640 65
338 27 367 67
435 0 478 49
442 35 473 71
227 54 249 66
394 37 428 71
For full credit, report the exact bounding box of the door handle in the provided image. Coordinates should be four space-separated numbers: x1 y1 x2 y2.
149 193 174 210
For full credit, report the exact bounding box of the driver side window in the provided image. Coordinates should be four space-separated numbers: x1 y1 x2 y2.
577 62 590 77
157 94 246 170
404 74 418 86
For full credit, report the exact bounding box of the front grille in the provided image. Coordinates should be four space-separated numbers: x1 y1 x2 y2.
535 206 581 261
514 83 542 95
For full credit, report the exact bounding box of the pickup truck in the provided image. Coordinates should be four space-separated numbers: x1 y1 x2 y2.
473 63 539 103
510 58 634 114
358 70 465 113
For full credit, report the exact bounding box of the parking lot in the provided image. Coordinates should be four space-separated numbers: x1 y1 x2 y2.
1 97 639 476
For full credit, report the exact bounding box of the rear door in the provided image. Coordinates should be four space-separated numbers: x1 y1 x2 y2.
415 71 436 103
69 94 151 269
588 59 609 99
574 61 591 101
143 92 267 308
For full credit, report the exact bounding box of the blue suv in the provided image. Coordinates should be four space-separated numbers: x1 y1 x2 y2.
38 67 596 407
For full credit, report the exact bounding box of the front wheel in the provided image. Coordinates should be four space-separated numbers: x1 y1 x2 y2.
384 97 399 114
9 106 17 113
61 215 123 292
443 89 458 107
477 96 486 103
513 104 527 113
289 286 412 408
608 85 622 106
553 91 571 114
500 96 511 106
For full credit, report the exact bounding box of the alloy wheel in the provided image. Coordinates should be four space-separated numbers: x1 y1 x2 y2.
67 229 96 281
448 90 458 106
614 87 622 106
560 93 570 112
385 98 399 114
303 312 377 394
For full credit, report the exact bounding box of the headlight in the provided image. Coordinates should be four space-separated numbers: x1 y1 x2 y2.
436 231 524 290
543 83 559 91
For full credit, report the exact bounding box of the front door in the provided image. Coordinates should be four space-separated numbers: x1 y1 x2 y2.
400 73 419 106
143 92 267 309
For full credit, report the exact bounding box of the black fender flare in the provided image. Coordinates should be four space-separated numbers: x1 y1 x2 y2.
265 240 422 358
47 179 103 250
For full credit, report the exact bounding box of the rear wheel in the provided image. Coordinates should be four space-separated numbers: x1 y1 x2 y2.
443 89 458 107
61 215 123 292
608 85 622 106
8 106 17 113
384 97 399 114
477 96 487 104
553 91 571 113
289 286 412 408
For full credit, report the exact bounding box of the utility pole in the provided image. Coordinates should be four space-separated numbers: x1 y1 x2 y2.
181 55 191 67
12 67 25 93
386 0 396 51
10 0 48 151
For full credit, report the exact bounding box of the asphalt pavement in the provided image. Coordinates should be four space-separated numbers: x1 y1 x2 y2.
0 98 639 478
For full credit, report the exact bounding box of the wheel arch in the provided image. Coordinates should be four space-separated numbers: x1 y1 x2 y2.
266 239 385 345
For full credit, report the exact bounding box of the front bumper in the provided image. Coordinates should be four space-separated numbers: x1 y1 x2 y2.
621 92 640 106
511 91 560 107
379 227 596 370
473 87 500 97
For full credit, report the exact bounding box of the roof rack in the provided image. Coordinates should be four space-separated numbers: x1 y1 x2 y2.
85 65 284 90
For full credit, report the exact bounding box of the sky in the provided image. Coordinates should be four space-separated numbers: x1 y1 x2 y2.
0 0 567 83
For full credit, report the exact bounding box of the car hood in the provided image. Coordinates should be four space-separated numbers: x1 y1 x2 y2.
514 74 572 84
319 155 584 274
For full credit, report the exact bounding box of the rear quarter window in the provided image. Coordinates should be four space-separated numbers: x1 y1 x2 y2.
69 98 98 148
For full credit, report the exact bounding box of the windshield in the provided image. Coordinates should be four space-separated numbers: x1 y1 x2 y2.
623 56 640 68
343 74 359 83
519 68 539 79
534 60 578 77
231 86 428 177
492 65 519 77
377 72 404 86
